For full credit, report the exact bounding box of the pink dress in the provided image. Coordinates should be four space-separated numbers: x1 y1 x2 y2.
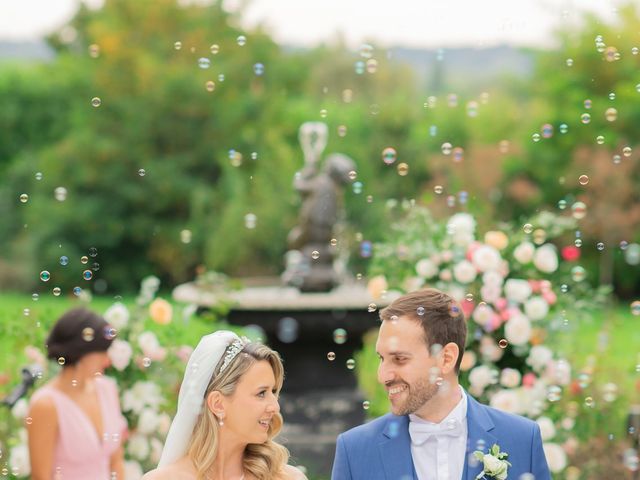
30 376 128 480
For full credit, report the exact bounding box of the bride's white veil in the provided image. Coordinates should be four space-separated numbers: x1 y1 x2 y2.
158 330 240 467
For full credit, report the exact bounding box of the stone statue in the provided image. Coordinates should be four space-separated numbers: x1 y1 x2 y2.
283 122 356 292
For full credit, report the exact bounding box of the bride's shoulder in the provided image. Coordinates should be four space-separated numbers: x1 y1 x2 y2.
281 465 308 480
142 465 193 480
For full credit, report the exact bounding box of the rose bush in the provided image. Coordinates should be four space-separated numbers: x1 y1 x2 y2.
3 277 224 479
361 202 614 478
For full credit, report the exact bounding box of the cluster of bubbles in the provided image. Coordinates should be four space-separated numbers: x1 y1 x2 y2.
354 44 378 75
228 149 243 167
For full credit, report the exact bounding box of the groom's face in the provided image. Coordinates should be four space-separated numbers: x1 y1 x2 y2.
376 316 439 416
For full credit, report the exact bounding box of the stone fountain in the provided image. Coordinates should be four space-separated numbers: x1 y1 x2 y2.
173 122 389 476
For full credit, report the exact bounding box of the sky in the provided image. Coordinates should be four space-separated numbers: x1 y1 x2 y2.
0 0 624 49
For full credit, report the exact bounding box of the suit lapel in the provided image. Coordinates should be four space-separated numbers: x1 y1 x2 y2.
462 394 498 480
378 415 417 480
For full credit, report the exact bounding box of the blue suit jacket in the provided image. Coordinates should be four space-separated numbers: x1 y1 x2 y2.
332 393 551 480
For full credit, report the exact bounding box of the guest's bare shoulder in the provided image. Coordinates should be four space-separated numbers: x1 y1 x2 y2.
282 465 308 480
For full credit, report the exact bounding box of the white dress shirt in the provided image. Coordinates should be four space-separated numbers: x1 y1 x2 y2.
409 386 468 480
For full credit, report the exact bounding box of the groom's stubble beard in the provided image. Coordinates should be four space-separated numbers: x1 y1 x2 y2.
391 375 439 416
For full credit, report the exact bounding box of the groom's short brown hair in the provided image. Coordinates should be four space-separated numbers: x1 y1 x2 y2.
379 288 467 373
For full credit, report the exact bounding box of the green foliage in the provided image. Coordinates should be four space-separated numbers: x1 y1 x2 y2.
499 3 640 292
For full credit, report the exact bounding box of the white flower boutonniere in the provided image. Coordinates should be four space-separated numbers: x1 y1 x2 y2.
474 444 512 480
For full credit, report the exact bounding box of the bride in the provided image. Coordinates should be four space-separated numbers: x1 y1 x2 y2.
143 330 306 480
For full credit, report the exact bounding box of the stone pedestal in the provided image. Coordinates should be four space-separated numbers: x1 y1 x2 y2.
173 283 392 477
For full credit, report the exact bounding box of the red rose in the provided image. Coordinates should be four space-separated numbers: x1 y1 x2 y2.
561 246 581 262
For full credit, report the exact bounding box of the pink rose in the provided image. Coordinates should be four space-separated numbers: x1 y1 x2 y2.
461 299 475 318
176 345 193 363
465 241 482 260
542 290 557 305
486 314 502 332
522 372 537 387
529 280 541 293
495 297 508 311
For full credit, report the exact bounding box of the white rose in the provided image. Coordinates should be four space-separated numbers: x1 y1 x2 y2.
108 339 133 371
447 213 476 246
483 454 507 475
490 389 523 414
137 331 166 361
524 296 549 321
9 444 30 477
138 331 160 354
472 245 502 272
468 365 497 394
536 416 556 441
453 260 477 284
482 271 504 287
140 275 161 294
104 302 130 330
521 379 549 417
500 368 522 388
137 407 160 435
11 398 28 420
504 279 532 303
127 433 150 461
534 244 559 273
513 242 535 264
526 345 553 372
416 259 438 279
544 359 572 386
473 303 494 326
439 269 452 282
504 313 531 346
480 284 501 304
122 381 163 414
480 336 504 362
543 442 567 473
402 276 425 293
124 460 144 480
446 285 465 302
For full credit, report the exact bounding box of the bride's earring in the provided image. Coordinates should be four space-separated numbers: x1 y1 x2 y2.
218 414 225 426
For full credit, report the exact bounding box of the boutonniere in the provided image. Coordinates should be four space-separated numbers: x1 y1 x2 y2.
474 444 512 480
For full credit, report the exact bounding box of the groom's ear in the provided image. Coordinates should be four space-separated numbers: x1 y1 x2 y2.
440 342 460 376
206 390 226 416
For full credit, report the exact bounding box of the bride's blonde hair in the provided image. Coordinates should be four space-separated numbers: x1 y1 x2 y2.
188 341 289 479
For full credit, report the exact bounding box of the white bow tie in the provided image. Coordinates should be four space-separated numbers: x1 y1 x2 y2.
409 418 464 446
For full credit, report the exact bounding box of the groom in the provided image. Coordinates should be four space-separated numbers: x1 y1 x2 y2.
332 288 551 480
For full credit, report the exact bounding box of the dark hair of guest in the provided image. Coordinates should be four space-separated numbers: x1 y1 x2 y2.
46 308 114 366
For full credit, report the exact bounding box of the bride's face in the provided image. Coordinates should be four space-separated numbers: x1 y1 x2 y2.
222 360 280 444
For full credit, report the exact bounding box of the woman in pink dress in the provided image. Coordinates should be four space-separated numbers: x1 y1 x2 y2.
27 308 128 480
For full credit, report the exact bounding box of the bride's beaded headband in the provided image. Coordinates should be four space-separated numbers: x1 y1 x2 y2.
218 336 250 374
